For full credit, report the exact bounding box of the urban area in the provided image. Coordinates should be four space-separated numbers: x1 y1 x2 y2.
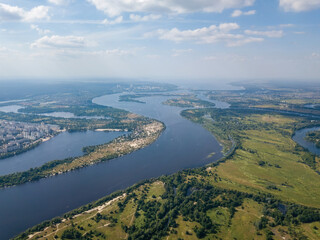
0 120 59 156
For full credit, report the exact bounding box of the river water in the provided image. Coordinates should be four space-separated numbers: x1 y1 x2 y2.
292 127 320 156
0 93 224 239
0 131 125 176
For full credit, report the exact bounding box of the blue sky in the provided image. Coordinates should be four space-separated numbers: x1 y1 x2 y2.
0 0 319 82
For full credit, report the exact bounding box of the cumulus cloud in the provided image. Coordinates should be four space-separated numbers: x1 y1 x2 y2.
280 0 320 12
87 0 255 17
245 30 284 38
146 23 263 47
0 3 49 22
48 0 66 5
102 16 123 24
31 35 88 48
129 14 161 22
231 9 256 17
31 24 51 35
147 23 241 43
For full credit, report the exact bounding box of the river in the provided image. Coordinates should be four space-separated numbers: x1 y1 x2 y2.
0 93 224 239
292 127 320 156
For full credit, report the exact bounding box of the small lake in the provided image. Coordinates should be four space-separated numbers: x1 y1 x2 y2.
0 105 23 113
0 105 109 120
39 112 110 119
0 131 125 176
292 127 320 156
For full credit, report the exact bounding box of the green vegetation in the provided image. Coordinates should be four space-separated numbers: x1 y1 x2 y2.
182 108 320 207
15 171 320 240
119 94 147 104
205 83 320 117
0 103 143 132
163 96 215 108
305 130 320 148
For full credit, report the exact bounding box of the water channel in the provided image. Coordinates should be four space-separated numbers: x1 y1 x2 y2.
292 127 320 156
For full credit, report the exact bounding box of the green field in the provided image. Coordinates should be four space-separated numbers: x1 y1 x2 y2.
183 109 320 208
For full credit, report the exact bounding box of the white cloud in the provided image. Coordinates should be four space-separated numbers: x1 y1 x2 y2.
280 0 320 12
0 3 49 22
129 14 161 22
279 24 294 28
87 0 255 17
231 9 256 17
48 0 65 5
102 16 123 25
31 35 88 48
105 49 133 56
227 37 263 47
245 30 284 38
146 23 264 47
172 49 192 57
31 24 51 35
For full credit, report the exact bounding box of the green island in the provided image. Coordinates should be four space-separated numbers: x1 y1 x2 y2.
120 93 215 108
305 130 320 149
15 84 320 240
163 96 215 108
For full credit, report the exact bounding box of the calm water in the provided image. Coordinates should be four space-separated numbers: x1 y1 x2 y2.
292 127 320 156
39 112 110 119
0 93 224 239
0 105 23 113
0 131 125 176
0 105 109 120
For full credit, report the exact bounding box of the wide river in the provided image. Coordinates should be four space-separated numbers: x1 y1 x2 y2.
0 93 224 239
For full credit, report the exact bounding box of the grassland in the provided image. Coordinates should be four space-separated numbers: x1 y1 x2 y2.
183 108 320 208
